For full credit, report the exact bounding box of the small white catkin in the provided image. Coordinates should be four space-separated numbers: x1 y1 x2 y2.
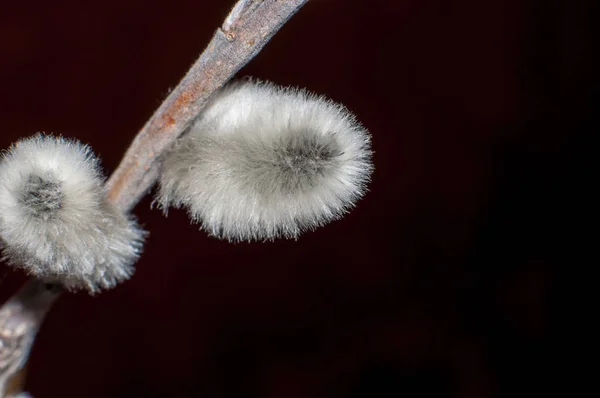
0 134 145 293
157 80 373 242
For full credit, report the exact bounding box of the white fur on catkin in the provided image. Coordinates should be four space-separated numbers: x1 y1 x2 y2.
157 80 373 241
0 134 145 293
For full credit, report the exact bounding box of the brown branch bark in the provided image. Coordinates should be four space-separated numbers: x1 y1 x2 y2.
107 0 309 211
0 281 59 398
0 0 309 395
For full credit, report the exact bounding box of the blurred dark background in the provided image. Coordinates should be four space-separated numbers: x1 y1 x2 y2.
0 0 596 397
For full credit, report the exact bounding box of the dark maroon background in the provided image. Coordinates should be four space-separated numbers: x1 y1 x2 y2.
0 1 596 397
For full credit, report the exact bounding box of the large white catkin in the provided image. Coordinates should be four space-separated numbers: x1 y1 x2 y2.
157 80 373 241
0 134 145 293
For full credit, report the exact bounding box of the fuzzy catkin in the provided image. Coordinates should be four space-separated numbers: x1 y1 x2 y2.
0 134 145 293
157 80 373 241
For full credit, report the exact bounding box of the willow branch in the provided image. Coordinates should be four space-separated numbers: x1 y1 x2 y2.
0 0 309 395
0 281 59 398
106 0 309 211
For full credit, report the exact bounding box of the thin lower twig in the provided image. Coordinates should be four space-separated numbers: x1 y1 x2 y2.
0 0 309 395
0 281 59 397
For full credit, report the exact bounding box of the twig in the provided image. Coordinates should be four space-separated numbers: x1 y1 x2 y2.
0 0 309 395
0 281 59 398
106 0 309 211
